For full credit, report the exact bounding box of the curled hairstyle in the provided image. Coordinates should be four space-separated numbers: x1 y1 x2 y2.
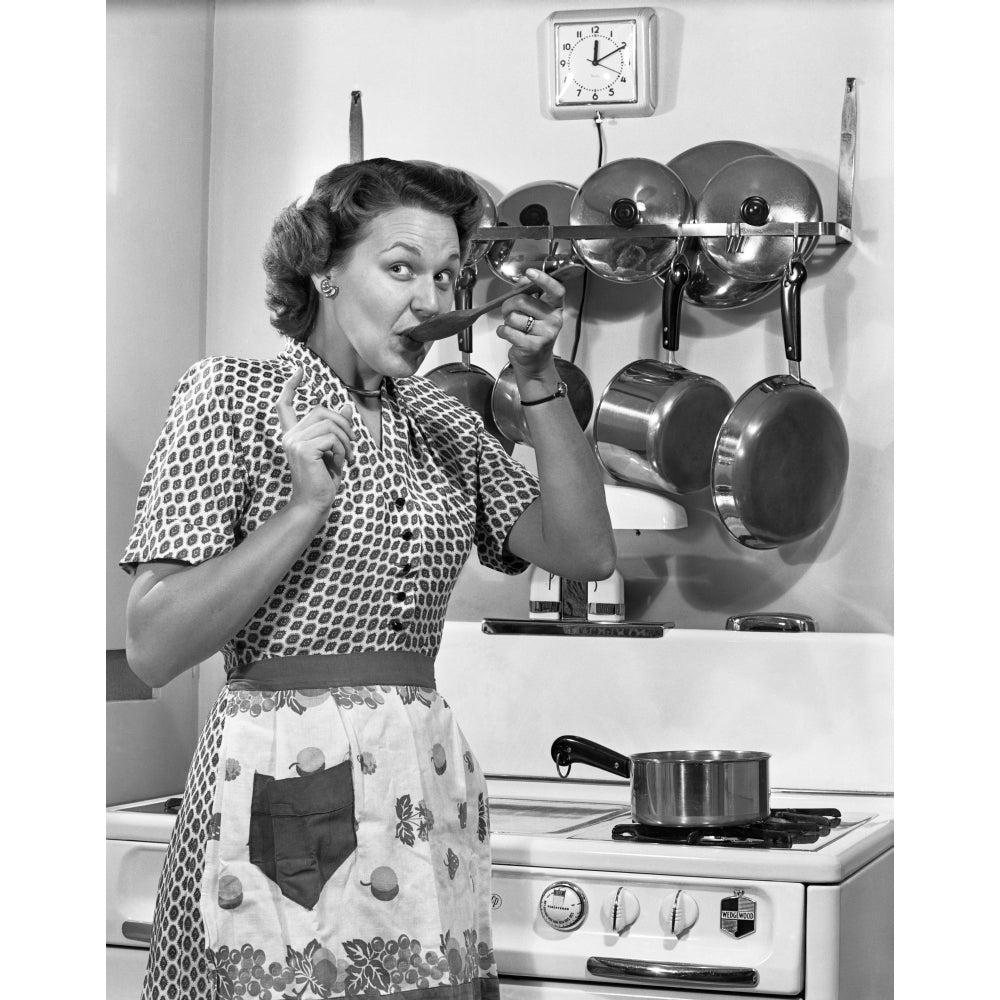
262 157 485 342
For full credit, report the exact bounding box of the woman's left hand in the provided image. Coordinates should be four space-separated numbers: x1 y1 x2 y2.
496 268 565 376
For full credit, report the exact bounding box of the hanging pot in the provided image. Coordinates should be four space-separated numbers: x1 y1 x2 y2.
710 255 849 548
485 181 579 284
697 154 823 282
491 356 594 448
664 141 780 310
424 264 515 454
594 254 733 495
570 158 693 282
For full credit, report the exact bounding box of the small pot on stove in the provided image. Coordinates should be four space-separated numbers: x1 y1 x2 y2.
552 734 770 828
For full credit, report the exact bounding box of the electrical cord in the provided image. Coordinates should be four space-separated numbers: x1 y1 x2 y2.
569 112 605 365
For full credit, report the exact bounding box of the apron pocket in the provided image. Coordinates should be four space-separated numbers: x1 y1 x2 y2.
249 759 357 910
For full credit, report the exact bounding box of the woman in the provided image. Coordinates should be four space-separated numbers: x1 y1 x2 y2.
122 157 615 1000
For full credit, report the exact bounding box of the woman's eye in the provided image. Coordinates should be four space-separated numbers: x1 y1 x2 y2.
390 263 413 278
436 271 456 287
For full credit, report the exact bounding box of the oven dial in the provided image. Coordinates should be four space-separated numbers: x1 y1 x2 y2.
601 887 640 934
661 889 699 938
539 881 588 931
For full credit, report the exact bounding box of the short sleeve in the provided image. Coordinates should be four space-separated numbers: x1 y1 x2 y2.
473 425 541 575
119 358 247 574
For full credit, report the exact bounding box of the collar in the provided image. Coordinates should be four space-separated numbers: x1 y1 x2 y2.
278 336 393 406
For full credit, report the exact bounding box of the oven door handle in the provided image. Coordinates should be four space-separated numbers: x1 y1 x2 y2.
122 921 153 944
587 956 760 988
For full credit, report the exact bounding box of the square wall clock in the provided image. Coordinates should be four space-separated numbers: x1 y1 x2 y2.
544 7 658 119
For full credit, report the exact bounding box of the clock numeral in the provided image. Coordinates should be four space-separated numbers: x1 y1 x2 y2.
560 59 566 67
563 42 572 50
577 88 583 97
591 25 599 33
592 91 599 100
576 29 582 37
620 76 627 83
608 88 615 97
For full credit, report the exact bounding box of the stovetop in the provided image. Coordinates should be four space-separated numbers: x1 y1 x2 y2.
109 776 893 885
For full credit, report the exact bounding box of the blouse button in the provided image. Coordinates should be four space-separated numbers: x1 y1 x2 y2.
400 528 413 541
394 496 406 510
394 591 407 603
390 619 405 632
399 561 413 575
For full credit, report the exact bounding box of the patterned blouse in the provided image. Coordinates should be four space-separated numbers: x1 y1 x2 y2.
121 337 540 675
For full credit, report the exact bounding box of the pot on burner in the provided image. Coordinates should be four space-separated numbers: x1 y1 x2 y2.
551 734 770 828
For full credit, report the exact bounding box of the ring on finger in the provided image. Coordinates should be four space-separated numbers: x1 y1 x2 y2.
523 315 535 334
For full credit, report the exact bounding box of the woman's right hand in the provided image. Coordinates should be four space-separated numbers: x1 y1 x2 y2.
275 367 356 511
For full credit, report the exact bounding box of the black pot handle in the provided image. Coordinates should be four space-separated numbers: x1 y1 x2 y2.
551 735 632 779
661 253 689 354
455 265 477 356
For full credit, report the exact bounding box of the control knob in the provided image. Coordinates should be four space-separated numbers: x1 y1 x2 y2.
539 881 588 931
601 887 640 934
661 889 699 938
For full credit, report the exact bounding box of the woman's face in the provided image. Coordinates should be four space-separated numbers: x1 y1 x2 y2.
315 205 461 381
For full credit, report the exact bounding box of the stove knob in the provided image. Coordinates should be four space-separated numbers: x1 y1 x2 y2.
601 887 641 934
661 889 699 938
539 881 588 931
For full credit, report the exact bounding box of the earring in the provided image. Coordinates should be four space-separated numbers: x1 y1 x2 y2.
319 277 339 299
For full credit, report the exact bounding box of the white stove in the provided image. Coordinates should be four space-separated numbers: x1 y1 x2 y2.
107 624 893 999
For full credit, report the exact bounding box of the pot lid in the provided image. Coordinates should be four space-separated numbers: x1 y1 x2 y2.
697 154 823 282
485 181 578 283
570 158 692 283
667 140 776 201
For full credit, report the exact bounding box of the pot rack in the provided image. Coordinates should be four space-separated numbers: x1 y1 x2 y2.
465 78 857 254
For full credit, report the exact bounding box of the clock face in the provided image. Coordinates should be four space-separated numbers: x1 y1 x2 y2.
555 19 638 106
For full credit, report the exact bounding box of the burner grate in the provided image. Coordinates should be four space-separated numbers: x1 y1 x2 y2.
611 807 842 848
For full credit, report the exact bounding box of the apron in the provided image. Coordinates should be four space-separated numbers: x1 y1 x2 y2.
198 652 498 1000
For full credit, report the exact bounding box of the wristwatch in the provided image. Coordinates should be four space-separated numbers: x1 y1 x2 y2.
520 381 568 407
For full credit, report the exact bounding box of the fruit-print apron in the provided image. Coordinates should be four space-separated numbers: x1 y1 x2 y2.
200 652 497 1000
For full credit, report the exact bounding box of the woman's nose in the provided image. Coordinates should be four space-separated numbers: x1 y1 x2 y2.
410 279 447 320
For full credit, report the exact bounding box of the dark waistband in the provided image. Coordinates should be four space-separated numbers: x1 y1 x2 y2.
228 652 435 691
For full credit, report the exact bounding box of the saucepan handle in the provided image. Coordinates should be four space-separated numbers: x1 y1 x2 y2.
455 265 476 356
661 253 689 354
780 256 807 367
551 735 632 779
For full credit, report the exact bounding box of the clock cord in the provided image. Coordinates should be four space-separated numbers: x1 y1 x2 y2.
569 112 605 365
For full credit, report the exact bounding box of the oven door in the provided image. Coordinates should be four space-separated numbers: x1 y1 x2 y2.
500 975 800 1000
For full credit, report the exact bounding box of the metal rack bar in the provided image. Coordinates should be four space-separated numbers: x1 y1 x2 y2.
470 222 853 242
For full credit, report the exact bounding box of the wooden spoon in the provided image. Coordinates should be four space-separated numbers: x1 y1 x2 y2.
404 263 583 343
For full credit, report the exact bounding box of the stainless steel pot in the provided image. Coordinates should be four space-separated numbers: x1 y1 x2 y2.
491 356 594 448
697 154 822 282
710 256 849 548
594 254 733 495
486 181 579 284
570 158 692 283
551 735 770 828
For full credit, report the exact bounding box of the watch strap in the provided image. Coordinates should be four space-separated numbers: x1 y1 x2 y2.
521 381 568 407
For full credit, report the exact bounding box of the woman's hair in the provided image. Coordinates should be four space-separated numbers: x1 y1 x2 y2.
263 157 485 341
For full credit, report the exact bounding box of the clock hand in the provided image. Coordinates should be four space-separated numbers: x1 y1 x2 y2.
593 38 598 64
594 42 627 67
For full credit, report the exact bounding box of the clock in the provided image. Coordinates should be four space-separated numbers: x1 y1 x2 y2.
544 7 657 119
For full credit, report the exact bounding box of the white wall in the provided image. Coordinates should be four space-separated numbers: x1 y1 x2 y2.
106 0 215 647
201 0 893 632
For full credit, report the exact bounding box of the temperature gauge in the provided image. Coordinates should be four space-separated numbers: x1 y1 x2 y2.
539 881 588 931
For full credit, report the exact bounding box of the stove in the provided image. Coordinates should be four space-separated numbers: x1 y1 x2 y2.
108 624 893 999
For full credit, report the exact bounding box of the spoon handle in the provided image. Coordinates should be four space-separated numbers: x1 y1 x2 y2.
472 262 582 316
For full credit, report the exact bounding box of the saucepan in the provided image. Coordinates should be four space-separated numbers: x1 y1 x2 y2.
593 252 734 495
551 734 770 828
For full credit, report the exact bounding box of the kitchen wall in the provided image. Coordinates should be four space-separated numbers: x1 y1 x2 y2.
107 0 893 640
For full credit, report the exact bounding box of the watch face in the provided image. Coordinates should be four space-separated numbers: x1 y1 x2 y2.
555 19 638 106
